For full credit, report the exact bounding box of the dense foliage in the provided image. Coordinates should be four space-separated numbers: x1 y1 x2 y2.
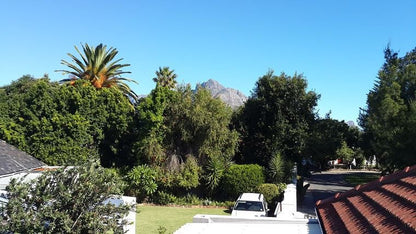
135 84 238 169
360 46 416 172
256 183 285 204
232 71 319 183
0 77 134 166
163 86 238 165
0 162 129 233
221 164 265 199
126 165 158 201
305 116 361 169
8 42 415 210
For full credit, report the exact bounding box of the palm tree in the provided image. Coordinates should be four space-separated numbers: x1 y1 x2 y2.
153 66 177 89
56 43 138 102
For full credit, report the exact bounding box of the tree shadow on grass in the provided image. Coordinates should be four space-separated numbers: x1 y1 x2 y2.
223 209 232 214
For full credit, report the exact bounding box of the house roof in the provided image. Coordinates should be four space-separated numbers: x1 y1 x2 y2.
315 165 416 234
0 140 45 176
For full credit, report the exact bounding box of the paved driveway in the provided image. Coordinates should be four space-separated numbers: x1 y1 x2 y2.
298 170 379 216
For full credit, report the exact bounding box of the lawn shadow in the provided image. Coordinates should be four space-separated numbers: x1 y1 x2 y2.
223 209 232 214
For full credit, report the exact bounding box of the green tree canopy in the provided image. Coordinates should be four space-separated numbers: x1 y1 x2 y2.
360 46 416 172
135 85 238 167
163 86 239 165
233 70 319 168
0 76 134 166
305 116 360 168
336 141 355 163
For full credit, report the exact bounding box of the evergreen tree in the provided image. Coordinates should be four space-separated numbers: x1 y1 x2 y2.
360 46 416 172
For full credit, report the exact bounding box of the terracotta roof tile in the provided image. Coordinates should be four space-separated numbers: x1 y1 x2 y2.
316 165 416 234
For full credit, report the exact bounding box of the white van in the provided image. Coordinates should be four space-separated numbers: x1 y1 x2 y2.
231 193 268 217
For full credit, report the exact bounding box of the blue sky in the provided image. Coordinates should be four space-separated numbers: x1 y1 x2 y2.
1 1 415 124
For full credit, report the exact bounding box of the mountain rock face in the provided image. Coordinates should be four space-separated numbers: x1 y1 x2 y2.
197 79 247 109
346 121 356 128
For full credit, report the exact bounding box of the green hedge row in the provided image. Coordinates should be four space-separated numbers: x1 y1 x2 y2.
221 164 265 199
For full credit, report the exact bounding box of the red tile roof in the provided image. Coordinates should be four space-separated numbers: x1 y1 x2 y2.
315 165 416 234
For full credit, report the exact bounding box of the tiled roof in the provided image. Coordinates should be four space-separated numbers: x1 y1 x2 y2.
315 165 416 234
0 140 45 176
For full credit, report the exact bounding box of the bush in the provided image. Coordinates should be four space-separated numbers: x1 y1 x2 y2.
221 164 265 199
175 193 201 206
126 165 158 201
203 156 227 193
256 183 280 204
176 155 200 190
152 191 177 205
268 153 286 183
104 167 127 192
1 162 129 233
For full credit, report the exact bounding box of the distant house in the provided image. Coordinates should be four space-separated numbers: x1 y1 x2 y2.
0 140 46 190
316 165 416 233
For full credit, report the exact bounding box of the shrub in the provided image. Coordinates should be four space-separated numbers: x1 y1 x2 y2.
221 164 265 199
175 193 201 206
152 191 177 205
126 165 158 201
104 167 127 193
152 192 235 207
153 156 200 195
176 155 200 190
154 166 176 191
256 183 280 204
268 153 286 183
1 162 129 233
203 156 232 195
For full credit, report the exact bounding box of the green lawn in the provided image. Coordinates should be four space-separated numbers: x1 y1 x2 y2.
344 172 381 186
136 205 229 234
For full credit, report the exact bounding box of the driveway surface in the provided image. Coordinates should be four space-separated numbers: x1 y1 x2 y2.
298 170 379 217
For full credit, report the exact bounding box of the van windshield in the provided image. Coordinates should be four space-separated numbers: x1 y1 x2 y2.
234 201 264 211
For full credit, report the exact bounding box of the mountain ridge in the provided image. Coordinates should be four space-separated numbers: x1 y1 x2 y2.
197 79 247 109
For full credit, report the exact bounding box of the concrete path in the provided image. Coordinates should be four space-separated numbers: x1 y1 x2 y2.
297 170 379 217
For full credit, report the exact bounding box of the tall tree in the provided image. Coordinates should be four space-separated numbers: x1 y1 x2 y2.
134 85 238 167
164 86 238 165
56 43 138 102
360 46 416 172
153 66 177 89
233 70 319 168
134 86 174 165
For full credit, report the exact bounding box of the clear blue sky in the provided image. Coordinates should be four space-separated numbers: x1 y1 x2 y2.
1 0 415 124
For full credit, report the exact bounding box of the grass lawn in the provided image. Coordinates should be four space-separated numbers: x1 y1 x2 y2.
344 172 381 186
136 205 229 234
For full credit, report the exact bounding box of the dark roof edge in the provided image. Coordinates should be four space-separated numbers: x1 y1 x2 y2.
0 167 45 179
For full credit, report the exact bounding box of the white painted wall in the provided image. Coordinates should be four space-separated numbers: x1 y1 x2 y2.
0 172 43 190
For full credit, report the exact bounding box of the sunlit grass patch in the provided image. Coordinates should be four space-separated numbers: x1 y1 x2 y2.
136 204 229 234
344 173 381 186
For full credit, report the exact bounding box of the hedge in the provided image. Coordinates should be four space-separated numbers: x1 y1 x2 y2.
221 164 265 199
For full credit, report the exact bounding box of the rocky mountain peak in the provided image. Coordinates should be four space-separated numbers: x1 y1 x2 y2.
199 79 225 96
197 79 247 109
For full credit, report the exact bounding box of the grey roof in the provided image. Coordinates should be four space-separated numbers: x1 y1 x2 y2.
0 140 45 176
